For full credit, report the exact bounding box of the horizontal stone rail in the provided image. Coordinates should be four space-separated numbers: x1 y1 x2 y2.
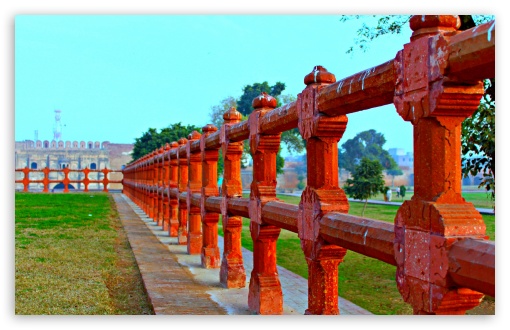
122 16 495 315
15 167 122 192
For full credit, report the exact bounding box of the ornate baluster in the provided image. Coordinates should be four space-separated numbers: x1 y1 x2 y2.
393 15 486 315
247 92 283 315
297 66 349 315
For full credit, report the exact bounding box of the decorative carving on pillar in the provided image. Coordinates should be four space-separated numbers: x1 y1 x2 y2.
297 65 349 315
247 92 283 315
148 150 157 220
156 146 165 227
168 142 180 237
162 143 171 232
200 124 221 268
187 131 202 254
177 137 189 245
219 107 247 288
393 15 486 315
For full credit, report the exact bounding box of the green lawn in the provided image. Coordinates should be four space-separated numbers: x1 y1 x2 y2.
359 190 495 210
15 193 153 315
226 193 495 315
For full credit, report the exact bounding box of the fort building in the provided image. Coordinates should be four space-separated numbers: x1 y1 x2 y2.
15 139 133 190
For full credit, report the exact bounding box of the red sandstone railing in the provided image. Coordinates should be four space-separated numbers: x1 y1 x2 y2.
15 167 123 192
122 15 495 315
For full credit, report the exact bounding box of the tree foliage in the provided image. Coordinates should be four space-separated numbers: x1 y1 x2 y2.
343 157 385 216
340 15 493 54
341 15 496 201
131 123 200 161
462 81 495 200
209 96 238 129
338 129 398 173
236 81 286 116
208 83 305 176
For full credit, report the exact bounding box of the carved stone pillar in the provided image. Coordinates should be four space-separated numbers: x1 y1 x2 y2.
156 146 164 227
219 107 247 288
247 92 283 315
200 124 221 268
177 138 189 245
393 15 486 315
148 151 157 220
187 131 203 254
168 142 180 237
297 66 349 315
162 143 171 232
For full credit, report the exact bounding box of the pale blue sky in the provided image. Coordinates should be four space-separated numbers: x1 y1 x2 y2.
15 14 414 155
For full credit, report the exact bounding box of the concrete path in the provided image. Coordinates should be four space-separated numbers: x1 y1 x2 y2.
112 193 371 315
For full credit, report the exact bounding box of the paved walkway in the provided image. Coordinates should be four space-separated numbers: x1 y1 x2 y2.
112 193 371 315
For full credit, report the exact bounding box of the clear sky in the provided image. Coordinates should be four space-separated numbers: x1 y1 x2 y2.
14 14 414 155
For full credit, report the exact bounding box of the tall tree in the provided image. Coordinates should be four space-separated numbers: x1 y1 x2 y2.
132 123 200 161
340 15 495 201
343 157 385 216
338 129 398 173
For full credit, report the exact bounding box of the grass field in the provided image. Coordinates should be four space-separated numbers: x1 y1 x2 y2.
362 190 495 210
15 192 153 315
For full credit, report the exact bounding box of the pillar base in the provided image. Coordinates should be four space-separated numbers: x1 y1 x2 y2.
248 273 283 315
201 246 220 268
187 232 202 254
220 259 246 288
169 219 179 237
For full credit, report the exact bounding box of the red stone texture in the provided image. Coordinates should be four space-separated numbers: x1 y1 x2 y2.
296 66 350 315
247 93 283 314
393 15 488 314
200 124 221 268
220 107 247 288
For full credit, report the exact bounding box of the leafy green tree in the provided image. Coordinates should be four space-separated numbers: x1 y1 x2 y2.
132 123 200 161
338 129 398 173
236 81 286 116
462 82 495 200
343 157 385 216
340 15 496 201
208 84 305 176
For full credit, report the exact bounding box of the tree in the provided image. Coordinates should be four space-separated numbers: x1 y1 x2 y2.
209 96 238 129
343 157 385 216
462 82 495 200
236 81 286 116
208 84 305 176
132 123 200 161
340 15 496 201
338 129 398 173
295 155 307 190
